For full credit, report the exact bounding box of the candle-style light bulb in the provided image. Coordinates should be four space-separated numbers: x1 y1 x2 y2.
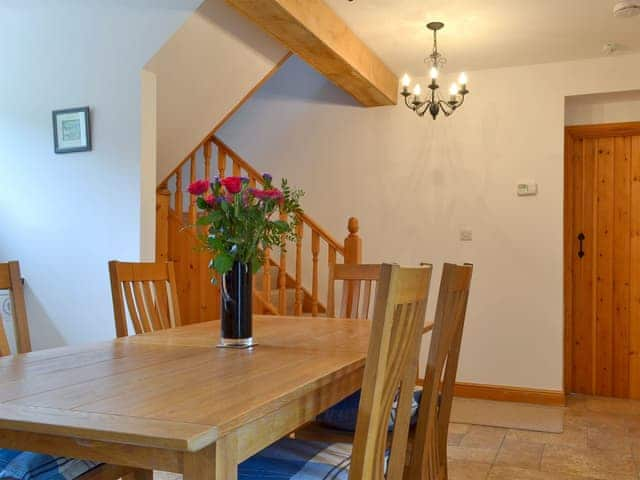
413 84 422 96
458 72 468 86
449 83 459 102
401 73 411 88
429 66 439 79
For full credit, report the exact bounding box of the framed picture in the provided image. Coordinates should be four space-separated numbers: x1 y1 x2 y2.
52 106 91 154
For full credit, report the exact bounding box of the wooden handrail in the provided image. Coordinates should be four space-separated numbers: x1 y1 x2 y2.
212 137 346 254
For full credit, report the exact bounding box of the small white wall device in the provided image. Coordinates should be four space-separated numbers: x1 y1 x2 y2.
517 182 538 196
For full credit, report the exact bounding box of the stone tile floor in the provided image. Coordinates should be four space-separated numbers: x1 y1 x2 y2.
156 394 640 479
448 394 640 480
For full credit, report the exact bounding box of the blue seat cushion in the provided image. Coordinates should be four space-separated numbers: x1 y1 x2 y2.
239 438 357 479
316 387 423 432
0 449 100 480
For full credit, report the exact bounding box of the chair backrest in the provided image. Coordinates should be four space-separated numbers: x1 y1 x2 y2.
407 263 473 480
109 261 182 337
327 263 381 319
349 263 433 480
0 261 32 356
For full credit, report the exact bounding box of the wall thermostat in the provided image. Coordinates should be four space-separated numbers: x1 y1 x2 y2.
517 182 538 196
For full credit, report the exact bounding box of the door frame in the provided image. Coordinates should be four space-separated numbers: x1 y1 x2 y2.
564 121 640 394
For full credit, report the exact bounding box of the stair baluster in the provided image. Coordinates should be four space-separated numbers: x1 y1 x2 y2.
278 210 288 314
204 141 211 181
175 168 183 217
217 145 226 179
189 154 197 227
294 221 304 316
311 230 320 316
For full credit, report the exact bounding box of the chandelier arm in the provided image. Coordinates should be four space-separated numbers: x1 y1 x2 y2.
438 100 456 117
415 100 432 117
403 94 416 110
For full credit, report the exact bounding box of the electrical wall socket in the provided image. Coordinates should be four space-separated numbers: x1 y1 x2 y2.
460 229 472 241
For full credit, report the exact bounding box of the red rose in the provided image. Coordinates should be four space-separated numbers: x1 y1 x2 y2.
188 179 209 196
204 194 216 207
221 176 243 194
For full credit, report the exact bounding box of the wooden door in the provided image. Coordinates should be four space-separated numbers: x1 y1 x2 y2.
565 122 640 398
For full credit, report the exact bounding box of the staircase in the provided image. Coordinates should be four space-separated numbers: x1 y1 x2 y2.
155 135 362 324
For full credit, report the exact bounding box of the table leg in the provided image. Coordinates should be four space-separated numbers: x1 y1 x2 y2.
215 434 238 480
183 435 237 480
132 469 153 480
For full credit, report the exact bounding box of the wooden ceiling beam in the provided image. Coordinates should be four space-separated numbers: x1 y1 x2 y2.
225 0 398 107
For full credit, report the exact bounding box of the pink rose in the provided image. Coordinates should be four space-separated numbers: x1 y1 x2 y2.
221 176 243 194
188 179 209 196
250 188 284 201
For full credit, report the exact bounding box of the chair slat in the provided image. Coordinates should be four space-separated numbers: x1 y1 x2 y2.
153 280 170 330
133 281 153 332
348 280 361 318
142 281 163 331
0 313 10 357
362 280 372 319
122 282 144 334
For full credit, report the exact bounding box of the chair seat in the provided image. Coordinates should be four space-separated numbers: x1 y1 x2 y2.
239 438 354 479
0 449 100 480
316 387 423 432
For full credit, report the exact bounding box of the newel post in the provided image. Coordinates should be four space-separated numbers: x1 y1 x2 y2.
156 186 171 262
344 217 362 265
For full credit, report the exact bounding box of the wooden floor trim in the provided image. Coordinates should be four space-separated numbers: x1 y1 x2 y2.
416 380 566 407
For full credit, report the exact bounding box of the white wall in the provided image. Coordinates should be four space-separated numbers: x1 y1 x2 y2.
145 0 287 184
565 90 640 125
0 0 200 349
218 53 640 391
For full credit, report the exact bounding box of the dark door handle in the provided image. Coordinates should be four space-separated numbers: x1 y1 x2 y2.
577 233 585 258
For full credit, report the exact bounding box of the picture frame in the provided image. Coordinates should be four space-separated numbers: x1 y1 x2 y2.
52 106 91 154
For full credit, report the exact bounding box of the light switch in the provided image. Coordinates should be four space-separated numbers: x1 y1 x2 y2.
517 182 538 196
460 229 472 241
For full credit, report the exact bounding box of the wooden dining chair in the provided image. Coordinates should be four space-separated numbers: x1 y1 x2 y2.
327 263 381 319
0 261 31 357
239 264 433 480
0 261 150 480
406 263 473 480
109 260 181 337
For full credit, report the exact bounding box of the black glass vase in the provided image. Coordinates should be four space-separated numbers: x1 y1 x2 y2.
219 261 254 347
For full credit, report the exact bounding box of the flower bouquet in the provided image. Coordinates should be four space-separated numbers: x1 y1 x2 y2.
188 174 303 347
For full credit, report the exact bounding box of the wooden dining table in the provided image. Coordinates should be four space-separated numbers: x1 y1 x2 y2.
0 315 371 479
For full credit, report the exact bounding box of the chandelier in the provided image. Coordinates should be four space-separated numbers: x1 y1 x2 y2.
401 22 469 120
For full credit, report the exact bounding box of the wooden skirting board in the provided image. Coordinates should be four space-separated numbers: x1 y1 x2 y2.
416 380 566 407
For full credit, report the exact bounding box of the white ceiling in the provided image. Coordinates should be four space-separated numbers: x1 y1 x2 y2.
325 0 640 77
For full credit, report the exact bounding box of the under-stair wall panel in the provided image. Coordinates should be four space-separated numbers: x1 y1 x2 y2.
146 0 288 184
